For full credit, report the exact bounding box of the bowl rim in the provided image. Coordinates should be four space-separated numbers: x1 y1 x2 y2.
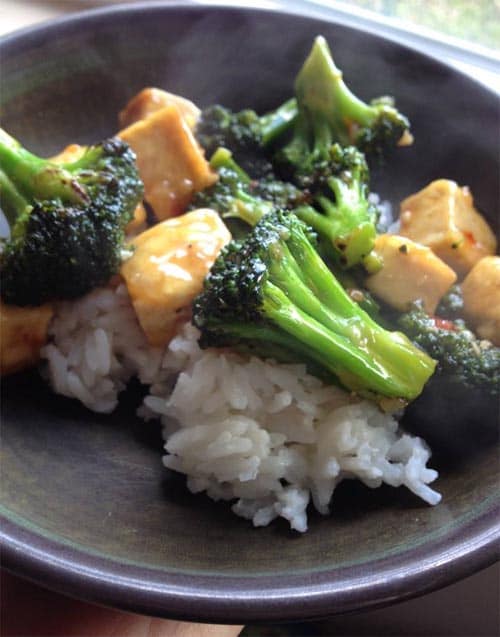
1 0 499 623
2 503 499 622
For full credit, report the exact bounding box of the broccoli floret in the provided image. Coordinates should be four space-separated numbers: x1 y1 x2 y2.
397 304 500 396
397 303 499 454
293 144 378 267
195 99 299 175
273 35 412 171
195 105 275 179
435 284 465 320
193 210 435 402
0 129 143 306
191 147 306 226
195 146 376 268
196 36 411 184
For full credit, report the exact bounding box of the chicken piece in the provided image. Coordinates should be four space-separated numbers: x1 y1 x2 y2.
0 301 53 375
365 234 457 314
121 209 231 346
119 87 200 130
399 179 497 277
462 256 500 345
119 106 217 221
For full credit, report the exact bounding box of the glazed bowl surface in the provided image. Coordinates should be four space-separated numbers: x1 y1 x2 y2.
1 2 498 623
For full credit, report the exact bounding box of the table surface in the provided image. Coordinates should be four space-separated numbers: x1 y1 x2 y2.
1 2 498 636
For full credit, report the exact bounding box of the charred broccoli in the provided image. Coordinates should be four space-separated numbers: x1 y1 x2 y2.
195 105 275 179
193 210 436 402
194 146 377 268
0 129 143 306
293 143 378 267
435 284 465 320
190 147 306 225
397 303 500 453
397 303 500 396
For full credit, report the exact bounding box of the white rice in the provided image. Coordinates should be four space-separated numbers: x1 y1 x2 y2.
369 192 399 234
146 324 441 531
41 284 164 413
42 283 441 532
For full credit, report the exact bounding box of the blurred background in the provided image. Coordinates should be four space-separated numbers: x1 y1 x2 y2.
2 0 499 89
1 0 499 49
335 0 499 49
2 0 499 47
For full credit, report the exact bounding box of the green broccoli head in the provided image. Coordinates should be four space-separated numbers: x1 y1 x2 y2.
294 143 378 268
273 35 412 170
435 283 465 320
0 131 143 306
193 146 376 269
397 303 500 396
195 105 275 179
190 147 308 229
193 210 435 402
397 302 499 453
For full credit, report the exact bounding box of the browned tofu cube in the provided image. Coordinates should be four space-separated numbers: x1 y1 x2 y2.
121 209 231 346
49 143 86 164
399 179 497 277
0 302 53 376
125 202 147 236
119 87 200 130
365 234 457 314
119 105 217 220
462 256 500 345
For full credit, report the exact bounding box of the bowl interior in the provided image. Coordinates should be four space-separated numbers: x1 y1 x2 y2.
1 4 498 622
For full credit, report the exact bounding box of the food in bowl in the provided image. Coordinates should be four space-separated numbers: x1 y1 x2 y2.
1 36 498 532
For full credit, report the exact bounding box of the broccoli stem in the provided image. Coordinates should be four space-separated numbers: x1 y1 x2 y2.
0 137 86 209
205 147 274 225
209 147 252 183
263 282 382 389
294 36 373 147
0 169 31 227
280 35 412 160
0 129 143 306
308 37 379 121
295 168 377 268
259 98 298 146
194 211 436 402
203 320 327 367
202 146 376 268
295 202 375 267
275 231 435 397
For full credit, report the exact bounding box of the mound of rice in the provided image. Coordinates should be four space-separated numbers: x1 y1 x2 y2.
144 324 441 531
42 284 441 532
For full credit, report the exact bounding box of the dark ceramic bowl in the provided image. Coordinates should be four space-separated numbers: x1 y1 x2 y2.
1 2 499 624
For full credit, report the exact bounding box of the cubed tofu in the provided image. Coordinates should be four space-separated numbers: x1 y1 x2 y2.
365 234 457 314
0 302 53 376
50 143 86 164
119 105 217 220
121 209 231 346
399 179 497 277
119 87 200 130
462 256 500 345
125 202 147 236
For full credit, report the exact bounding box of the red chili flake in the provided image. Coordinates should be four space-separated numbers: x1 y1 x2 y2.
463 230 476 245
432 317 457 331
